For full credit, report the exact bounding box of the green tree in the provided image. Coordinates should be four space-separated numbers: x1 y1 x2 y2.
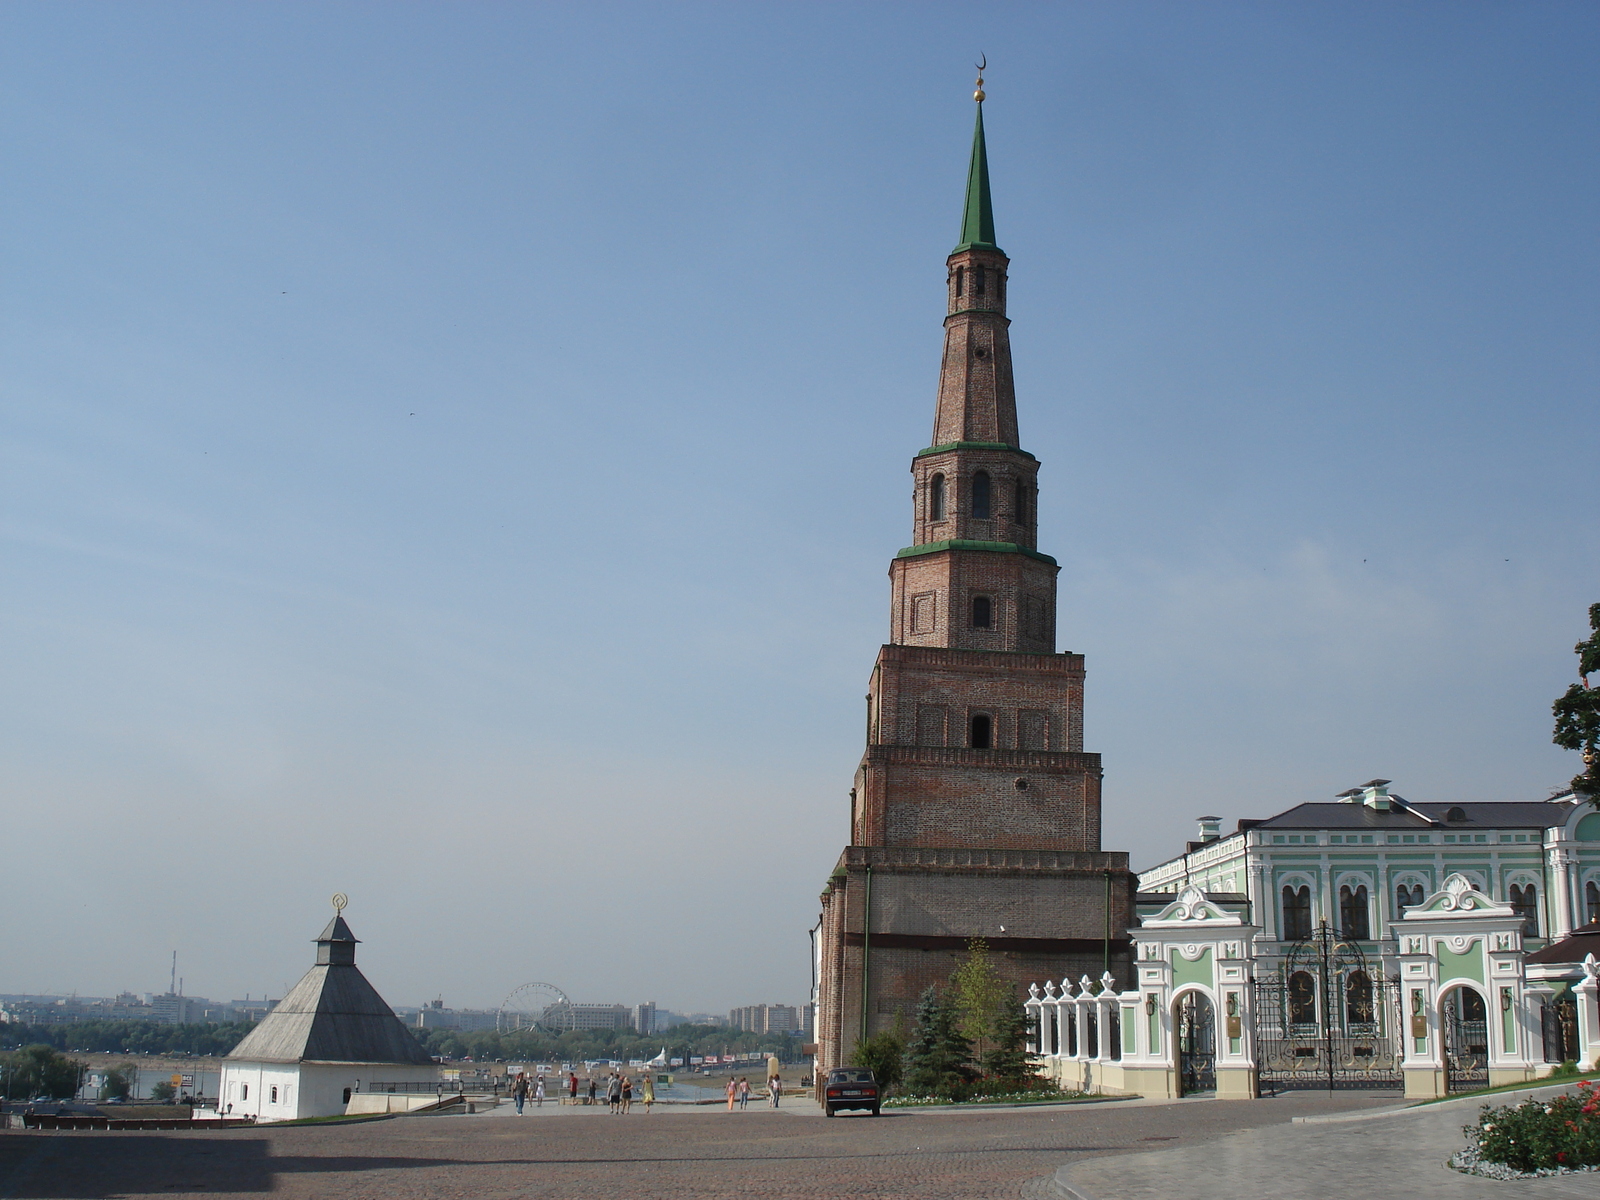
849 1014 906 1093
1554 602 1600 804
100 1064 136 1102
902 987 974 1098
1 1045 83 1100
981 999 1032 1085
950 938 1010 1062
149 1080 177 1103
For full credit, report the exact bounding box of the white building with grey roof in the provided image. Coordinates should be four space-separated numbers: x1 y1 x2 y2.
220 912 437 1122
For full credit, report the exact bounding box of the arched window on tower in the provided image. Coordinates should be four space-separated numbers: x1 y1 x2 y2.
1339 885 1370 940
1013 478 1027 527
1587 880 1600 924
929 474 946 522
971 595 992 628
975 266 986 297
1281 884 1312 941
1510 883 1539 937
954 266 964 298
971 471 992 519
969 713 992 749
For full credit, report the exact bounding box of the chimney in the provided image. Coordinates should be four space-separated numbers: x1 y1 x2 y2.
1196 816 1222 843
1360 779 1393 811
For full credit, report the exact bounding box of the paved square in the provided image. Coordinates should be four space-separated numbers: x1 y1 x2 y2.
0 1093 1390 1199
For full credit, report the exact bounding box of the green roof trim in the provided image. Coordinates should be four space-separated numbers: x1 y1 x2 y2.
916 441 1036 461
895 539 1058 566
953 103 1001 254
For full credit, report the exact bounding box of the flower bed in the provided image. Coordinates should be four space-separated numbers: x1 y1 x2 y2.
1453 1080 1600 1178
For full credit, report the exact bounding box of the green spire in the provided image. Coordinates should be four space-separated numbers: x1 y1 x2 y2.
954 101 999 254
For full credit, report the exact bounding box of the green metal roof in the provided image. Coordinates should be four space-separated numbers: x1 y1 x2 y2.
953 103 1000 254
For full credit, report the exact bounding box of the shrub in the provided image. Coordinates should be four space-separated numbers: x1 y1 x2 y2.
850 1024 906 1093
1466 1081 1600 1172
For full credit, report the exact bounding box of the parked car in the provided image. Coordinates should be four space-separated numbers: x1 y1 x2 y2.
822 1068 880 1117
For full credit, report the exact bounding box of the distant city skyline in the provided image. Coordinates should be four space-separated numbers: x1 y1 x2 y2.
2 3 1595 1008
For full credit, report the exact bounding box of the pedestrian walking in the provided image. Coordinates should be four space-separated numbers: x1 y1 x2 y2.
737 1076 751 1110
608 1073 622 1114
641 1073 655 1114
768 1074 782 1108
587 1076 597 1106
726 1076 737 1111
535 1074 545 1108
620 1074 633 1115
512 1072 528 1116
569 1072 579 1101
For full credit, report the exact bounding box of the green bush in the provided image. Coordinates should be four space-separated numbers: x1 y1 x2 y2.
850 1025 906 1093
0 1045 84 1100
1467 1081 1600 1172
149 1081 177 1103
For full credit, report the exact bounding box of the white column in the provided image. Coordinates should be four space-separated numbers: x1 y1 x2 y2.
1025 984 1044 1058
1577 956 1600 1072
1097 973 1117 1060
1549 844 1576 939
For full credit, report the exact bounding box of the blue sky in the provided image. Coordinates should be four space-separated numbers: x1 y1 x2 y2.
2 2 1595 1013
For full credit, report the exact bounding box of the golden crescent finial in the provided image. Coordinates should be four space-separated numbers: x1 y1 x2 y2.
974 54 987 102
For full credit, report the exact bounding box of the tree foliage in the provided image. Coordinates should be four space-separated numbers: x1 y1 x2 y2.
100 1064 136 1102
902 986 975 1098
982 999 1032 1084
0 1020 256 1057
0 1045 83 1100
148 1080 177 1103
950 938 1010 1062
1553 602 1600 804
849 1016 906 1092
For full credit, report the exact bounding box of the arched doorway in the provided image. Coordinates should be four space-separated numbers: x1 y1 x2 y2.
1176 991 1216 1096
1441 985 1489 1093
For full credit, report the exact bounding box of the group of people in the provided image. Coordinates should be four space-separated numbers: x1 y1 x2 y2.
510 1071 546 1114
510 1068 655 1114
724 1075 783 1110
601 1070 654 1114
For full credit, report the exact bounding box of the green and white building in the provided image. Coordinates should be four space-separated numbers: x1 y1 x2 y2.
1138 781 1600 949
1026 781 1600 1099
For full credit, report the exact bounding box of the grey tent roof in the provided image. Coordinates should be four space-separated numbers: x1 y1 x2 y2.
227 918 434 1066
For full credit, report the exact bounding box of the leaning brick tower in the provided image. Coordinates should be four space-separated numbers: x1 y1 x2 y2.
814 78 1134 1076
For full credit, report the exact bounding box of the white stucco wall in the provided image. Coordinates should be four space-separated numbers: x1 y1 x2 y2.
220 1061 438 1121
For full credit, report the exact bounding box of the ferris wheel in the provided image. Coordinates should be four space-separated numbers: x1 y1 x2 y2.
497 982 572 1033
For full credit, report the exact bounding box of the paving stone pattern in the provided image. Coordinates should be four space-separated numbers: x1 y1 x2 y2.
0 1093 1387 1200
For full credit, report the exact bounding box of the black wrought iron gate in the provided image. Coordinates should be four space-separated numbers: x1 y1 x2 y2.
1254 922 1403 1091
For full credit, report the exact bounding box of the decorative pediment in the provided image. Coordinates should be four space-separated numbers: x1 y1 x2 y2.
1584 953 1599 983
1403 873 1513 919
1140 885 1244 928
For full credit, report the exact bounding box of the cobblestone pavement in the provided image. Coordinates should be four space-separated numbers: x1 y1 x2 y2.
0 1093 1388 1200
1055 1083 1600 1200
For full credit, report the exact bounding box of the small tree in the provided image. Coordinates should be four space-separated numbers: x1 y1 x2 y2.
101 1064 136 1102
850 1016 906 1093
982 999 1032 1085
1553 602 1600 805
951 938 1010 1063
902 986 974 1098
149 1080 177 1103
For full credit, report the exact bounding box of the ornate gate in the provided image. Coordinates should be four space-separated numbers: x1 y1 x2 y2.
1254 922 1403 1091
1176 991 1215 1095
1542 991 1578 1065
1443 986 1489 1093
